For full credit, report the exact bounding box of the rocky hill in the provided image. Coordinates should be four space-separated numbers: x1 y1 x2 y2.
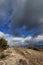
0 47 43 65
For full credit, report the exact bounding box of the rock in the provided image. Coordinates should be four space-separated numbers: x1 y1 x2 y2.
0 47 43 65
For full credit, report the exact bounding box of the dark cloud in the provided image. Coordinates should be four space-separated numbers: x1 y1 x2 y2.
10 0 43 36
0 0 12 26
0 0 43 36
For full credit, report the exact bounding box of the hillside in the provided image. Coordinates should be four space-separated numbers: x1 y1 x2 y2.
0 47 43 65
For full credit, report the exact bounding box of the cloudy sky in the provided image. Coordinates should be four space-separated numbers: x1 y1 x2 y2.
0 0 43 47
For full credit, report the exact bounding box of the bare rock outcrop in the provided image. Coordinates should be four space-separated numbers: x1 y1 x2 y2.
0 47 43 65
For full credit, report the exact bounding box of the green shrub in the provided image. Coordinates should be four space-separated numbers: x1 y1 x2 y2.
27 45 35 49
0 38 9 50
27 45 39 51
0 52 6 59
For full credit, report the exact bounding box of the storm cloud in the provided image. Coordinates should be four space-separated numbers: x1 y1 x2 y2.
0 0 12 26
0 0 43 36
10 0 43 36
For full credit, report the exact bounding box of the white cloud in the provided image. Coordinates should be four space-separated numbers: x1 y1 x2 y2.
9 36 32 46
24 36 32 41
0 31 43 47
0 32 5 37
0 31 13 45
0 32 32 46
32 35 43 42
40 18 43 23
0 31 9 38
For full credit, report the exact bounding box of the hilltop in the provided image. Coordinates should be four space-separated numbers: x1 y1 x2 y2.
0 47 43 65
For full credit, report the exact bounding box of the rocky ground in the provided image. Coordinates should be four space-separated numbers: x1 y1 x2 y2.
0 47 43 65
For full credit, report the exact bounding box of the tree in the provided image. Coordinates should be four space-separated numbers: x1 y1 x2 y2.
0 38 8 50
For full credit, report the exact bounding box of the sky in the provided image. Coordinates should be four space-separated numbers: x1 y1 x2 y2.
0 0 43 47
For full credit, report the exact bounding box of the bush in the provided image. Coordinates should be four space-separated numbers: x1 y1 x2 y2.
0 38 8 50
27 45 34 49
27 45 39 51
18 59 27 65
0 52 6 59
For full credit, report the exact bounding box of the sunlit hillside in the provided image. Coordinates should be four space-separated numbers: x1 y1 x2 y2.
0 47 43 65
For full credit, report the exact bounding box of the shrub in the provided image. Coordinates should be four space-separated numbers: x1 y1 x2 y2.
0 38 9 50
27 45 39 51
27 45 34 49
0 52 6 59
18 59 27 65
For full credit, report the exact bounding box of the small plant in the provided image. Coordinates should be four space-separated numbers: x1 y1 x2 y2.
18 59 27 65
0 52 6 59
27 45 34 49
27 45 39 51
0 38 9 50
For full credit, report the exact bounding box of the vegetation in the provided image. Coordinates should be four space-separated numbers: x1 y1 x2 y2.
19 59 27 65
0 38 9 50
0 52 6 59
27 45 39 51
